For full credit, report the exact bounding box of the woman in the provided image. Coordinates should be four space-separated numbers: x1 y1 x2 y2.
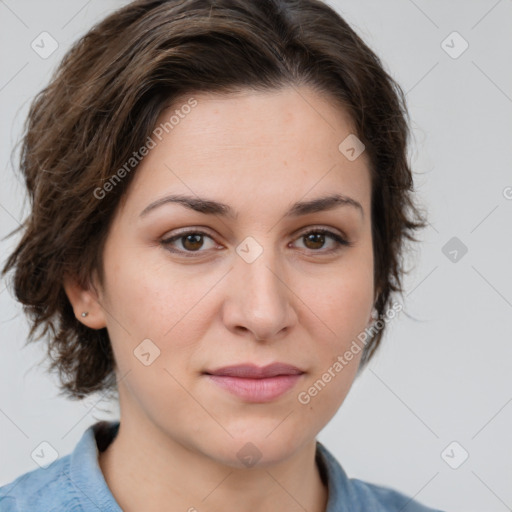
0 0 442 510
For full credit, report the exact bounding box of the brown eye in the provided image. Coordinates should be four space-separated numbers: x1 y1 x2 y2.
293 228 352 254
181 233 205 251
161 231 217 255
161 227 352 258
303 232 326 250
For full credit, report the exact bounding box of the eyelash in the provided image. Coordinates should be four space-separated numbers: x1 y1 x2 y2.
161 227 353 258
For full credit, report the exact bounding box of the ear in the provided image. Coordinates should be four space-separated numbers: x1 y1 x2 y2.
63 271 108 330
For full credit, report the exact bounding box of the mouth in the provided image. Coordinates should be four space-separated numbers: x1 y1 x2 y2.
203 363 305 403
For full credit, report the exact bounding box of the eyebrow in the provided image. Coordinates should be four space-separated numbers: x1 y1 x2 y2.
139 193 364 220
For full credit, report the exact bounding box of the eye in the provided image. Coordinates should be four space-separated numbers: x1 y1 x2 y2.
291 228 352 254
161 227 352 257
161 230 218 256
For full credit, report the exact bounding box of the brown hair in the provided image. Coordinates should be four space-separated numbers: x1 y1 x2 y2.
1 0 427 400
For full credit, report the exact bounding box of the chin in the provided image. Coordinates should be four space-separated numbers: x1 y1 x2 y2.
205 428 310 470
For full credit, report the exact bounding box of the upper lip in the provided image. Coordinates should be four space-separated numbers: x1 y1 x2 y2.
204 363 304 378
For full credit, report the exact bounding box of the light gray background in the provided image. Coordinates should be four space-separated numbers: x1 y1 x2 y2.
1 1 511 511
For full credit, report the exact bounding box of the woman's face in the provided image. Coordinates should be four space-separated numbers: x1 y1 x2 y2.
80 86 374 466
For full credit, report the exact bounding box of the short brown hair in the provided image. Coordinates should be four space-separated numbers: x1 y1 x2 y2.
1 0 427 400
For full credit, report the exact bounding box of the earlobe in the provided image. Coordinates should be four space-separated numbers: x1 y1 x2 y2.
63 273 108 329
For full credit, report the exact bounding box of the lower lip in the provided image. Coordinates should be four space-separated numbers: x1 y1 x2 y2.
205 374 304 402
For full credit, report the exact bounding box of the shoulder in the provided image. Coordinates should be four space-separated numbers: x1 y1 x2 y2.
315 441 445 512
348 477 445 512
0 421 121 512
0 454 81 511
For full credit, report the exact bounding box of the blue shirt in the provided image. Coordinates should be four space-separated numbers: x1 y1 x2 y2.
0 420 444 511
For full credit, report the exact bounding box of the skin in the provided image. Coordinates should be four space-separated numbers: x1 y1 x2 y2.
64 85 375 512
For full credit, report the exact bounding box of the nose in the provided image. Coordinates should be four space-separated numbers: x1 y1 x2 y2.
221 245 297 343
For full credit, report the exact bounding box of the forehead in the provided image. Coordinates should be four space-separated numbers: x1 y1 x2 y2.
120 86 371 221
156 85 359 149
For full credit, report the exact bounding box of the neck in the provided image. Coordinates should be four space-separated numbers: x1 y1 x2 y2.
98 418 328 512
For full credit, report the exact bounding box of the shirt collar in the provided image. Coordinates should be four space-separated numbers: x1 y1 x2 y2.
316 439 354 511
69 420 122 512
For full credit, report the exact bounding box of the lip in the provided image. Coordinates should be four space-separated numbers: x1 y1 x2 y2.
205 362 304 378
204 363 305 403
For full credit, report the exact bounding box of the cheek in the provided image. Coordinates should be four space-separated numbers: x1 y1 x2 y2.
311 264 373 343
294 262 372 414
100 249 223 392
102 245 211 338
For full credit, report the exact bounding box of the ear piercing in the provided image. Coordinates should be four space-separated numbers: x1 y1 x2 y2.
81 312 89 317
